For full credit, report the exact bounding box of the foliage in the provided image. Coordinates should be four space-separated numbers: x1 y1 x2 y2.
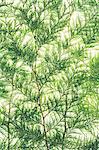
0 0 99 149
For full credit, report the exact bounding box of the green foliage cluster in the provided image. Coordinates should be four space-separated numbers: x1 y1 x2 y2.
0 0 99 149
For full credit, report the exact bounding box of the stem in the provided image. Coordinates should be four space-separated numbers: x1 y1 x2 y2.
62 93 68 150
32 62 49 150
39 101 49 150
36 83 49 150
7 101 10 150
7 78 14 150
